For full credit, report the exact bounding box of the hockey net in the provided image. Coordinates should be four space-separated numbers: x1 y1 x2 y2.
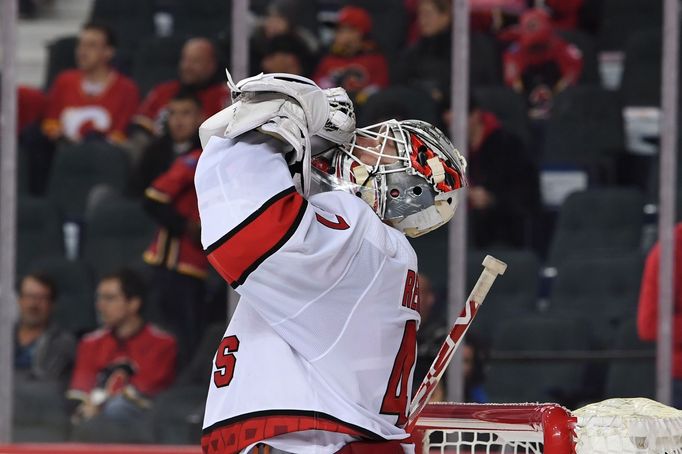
413 398 682 454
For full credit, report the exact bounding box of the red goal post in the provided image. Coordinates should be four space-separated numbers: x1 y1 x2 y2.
413 398 682 453
413 402 576 454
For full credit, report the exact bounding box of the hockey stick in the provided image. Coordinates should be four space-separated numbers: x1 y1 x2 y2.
406 255 507 432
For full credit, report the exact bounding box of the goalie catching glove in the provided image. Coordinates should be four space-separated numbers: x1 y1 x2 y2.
199 71 356 196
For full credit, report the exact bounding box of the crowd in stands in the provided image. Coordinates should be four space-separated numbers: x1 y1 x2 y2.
8 0 674 444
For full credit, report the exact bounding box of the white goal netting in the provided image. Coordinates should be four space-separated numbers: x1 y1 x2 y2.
574 398 682 453
422 430 544 453
415 398 682 454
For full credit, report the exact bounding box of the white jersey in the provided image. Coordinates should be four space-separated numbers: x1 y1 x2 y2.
196 133 421 454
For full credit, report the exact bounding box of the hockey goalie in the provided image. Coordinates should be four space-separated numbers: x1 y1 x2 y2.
195 72 467 454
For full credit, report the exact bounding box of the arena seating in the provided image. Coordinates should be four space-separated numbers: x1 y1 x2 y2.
131 36 187 96
82 193 156 279
548 252 644 348
486 315 592 404
17 196 64 277
467 249 541 343
547 188 644 266
543 85 625 172
604 317 655 399
46 142 130 221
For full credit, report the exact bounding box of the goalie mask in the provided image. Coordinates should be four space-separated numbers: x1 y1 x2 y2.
311 119 467 238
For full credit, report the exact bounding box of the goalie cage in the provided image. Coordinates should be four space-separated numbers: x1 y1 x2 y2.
413 398 682 453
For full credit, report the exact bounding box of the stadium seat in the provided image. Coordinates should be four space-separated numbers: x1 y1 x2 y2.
470 32 502 87
347 0 407 62
467 249 541 343
89 0 155 62
543 86 624 170
547 188 644 266
169 0 231 38
132 35 187 96
13 379 70 442
620 29 666 107
548 253 644 348
151 385 206 444
359 85 440 127
152 323 224 444
44 35 77 90
176 322 225 386
82 194 156 279
473 86 531 148
17 196 64 278
604 318 655 399
597 0 662 52
558 30 600 85
46 142 130 221
486 315 591 405
27 257 97 336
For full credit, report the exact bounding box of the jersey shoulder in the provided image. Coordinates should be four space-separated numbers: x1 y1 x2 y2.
80 328 110 344
150 79 180 95
53 70 82 88
144 324 178 345
113 71 140 92
309 190 414 262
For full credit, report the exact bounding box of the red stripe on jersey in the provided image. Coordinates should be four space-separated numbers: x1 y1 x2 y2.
206 187 307 288
201 410 381 454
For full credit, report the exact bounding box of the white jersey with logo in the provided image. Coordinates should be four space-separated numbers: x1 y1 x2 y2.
195 133 421 454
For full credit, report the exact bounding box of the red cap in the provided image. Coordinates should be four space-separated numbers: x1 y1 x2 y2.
337 6 372 35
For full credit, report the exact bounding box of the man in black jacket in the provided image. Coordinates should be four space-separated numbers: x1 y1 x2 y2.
128 91 203 197
466 97 540 248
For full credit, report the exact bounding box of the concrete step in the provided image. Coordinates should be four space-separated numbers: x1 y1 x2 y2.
14 0 93 87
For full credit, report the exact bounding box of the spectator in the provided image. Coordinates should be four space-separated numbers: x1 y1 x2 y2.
637 223 682 408
0 74 46 137
132 38 229 138
18 85 47 136
128 91 203 197
412 275 488 404
41 22 140 144
313 6 389 106
259 33 316 77
463 334 488 403
502 8 583 120
414 273 448 391
404 0 526 43
250 0 319 76
398 0 453 113
470 0 527 34
545 0 584 31
14 272 76 383
464 97 540 248
23 23 139 195
142 146 208 364
67 269 176 427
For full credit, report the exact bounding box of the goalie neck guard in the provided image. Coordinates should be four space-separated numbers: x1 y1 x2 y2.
311 119 467 238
